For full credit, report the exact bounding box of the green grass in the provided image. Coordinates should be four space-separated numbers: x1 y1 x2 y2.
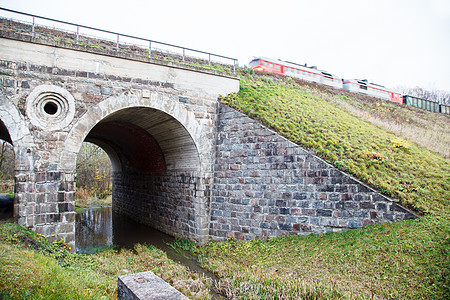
192 212 449 299
223 74 450 214
0 222 212 299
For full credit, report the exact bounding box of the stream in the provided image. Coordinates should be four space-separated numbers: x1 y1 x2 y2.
76 206 224 299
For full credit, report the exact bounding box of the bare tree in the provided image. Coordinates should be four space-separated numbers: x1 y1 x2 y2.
396 86 450 105
76 142 112 198
0 140 14 180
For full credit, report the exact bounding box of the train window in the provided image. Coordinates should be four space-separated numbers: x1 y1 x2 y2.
250 59 259 67
322 72 333 80
358 81 368 90
275 65 280 69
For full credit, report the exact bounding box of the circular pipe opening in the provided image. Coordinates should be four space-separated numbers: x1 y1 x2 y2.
43 102 59 115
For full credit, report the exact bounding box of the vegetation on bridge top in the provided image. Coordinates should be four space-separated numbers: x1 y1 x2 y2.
0 17 236 74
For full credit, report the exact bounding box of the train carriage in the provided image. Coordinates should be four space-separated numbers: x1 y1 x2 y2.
249 57 446 114
440 103 450 114
403 95 441 113
342 79 403 103
249 57 342 89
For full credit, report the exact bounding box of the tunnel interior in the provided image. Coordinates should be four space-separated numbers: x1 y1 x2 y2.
80 107 202 240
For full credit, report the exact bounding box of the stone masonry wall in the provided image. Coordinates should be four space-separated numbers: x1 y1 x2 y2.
210 104 417 240
112 171 210 242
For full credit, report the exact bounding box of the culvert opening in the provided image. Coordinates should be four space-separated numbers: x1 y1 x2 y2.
43 101 59 115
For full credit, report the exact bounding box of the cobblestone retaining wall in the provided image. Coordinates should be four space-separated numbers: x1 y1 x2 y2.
210 104 417 240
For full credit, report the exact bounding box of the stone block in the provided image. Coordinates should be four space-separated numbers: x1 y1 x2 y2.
118 271 188 300
360 202 375 209
348 220 362 228
317 209 332 217
293 192 307 200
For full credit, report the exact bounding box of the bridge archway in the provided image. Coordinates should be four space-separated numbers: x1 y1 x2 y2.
0 119 14 220
0 93 34 225
63 93 211 243
0 93 34 168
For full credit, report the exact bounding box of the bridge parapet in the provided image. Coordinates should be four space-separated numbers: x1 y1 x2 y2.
0 7 237 75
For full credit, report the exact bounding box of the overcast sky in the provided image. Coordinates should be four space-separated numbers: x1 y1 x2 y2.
1 0 449 91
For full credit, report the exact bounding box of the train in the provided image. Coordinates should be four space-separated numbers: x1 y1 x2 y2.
249 57 449 114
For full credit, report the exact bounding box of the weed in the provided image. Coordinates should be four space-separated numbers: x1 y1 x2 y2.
168 238 196 254
391 138 409 149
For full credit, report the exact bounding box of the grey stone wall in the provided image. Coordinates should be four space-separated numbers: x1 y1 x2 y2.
210 104 417 240
113 171 211 242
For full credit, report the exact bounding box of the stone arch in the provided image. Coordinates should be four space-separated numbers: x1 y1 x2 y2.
0 93 34 166
61 93 206 173
0 92 35 223
62 92 212 243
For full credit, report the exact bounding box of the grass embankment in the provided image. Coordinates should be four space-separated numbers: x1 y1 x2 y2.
185 73 449 299
222 74 449 214
0 222 212 299
197 214 450 299
192 213 449 299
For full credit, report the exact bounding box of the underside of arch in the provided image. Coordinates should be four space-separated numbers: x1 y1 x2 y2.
86 121 166 173
91 106 201 172
77 106 206 242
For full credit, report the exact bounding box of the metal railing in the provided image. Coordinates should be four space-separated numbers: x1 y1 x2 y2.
0 7 237 74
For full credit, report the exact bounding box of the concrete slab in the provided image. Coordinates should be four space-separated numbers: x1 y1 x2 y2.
118 271 189 300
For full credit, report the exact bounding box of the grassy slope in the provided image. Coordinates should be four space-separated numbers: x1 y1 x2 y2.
222 74 450 214
188 73 450 299
197 213 449 299
0 222 212 300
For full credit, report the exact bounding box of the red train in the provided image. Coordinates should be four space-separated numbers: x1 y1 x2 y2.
249 57 403 103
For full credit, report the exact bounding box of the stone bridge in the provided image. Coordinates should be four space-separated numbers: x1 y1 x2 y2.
0 17 416 250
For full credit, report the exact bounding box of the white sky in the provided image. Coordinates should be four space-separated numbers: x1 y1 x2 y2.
1 0 449 91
